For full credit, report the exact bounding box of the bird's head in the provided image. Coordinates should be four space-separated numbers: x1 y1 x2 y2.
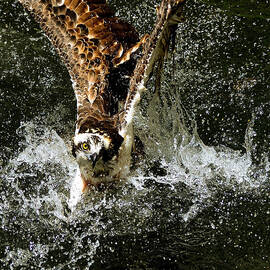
72 129 124 186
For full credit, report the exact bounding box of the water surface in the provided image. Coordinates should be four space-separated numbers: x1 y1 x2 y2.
0 0 269 269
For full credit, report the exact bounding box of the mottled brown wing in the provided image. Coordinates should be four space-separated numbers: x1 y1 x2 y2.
18 0 142 115
120 0 186 134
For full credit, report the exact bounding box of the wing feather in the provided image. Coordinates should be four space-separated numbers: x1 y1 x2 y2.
19 0 186 139
18 0 140 117
120 0 186 135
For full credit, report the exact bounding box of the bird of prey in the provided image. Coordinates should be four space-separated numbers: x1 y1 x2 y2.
18 0 186 206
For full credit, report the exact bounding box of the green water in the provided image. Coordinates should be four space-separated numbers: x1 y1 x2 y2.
0 0 269 269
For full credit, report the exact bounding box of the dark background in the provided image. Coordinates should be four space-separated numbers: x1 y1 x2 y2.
0 0 269 269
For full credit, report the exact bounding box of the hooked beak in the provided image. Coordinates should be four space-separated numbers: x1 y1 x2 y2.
88 153 99 168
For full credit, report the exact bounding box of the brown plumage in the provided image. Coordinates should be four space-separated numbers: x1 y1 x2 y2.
18 0 186 202
19 0 145 122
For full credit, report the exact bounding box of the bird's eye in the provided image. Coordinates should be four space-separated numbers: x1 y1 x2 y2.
82 143 89 150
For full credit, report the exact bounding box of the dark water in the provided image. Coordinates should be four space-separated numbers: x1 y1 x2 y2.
0 0 270 269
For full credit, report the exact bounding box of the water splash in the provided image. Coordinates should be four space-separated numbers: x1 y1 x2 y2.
1 0 269 268
1 78 269 270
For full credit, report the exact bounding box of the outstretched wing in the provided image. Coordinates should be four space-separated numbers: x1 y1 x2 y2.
18 0 145 116
120 0 186 135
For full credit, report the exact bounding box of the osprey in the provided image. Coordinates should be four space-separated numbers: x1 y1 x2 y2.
18 0 185 204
